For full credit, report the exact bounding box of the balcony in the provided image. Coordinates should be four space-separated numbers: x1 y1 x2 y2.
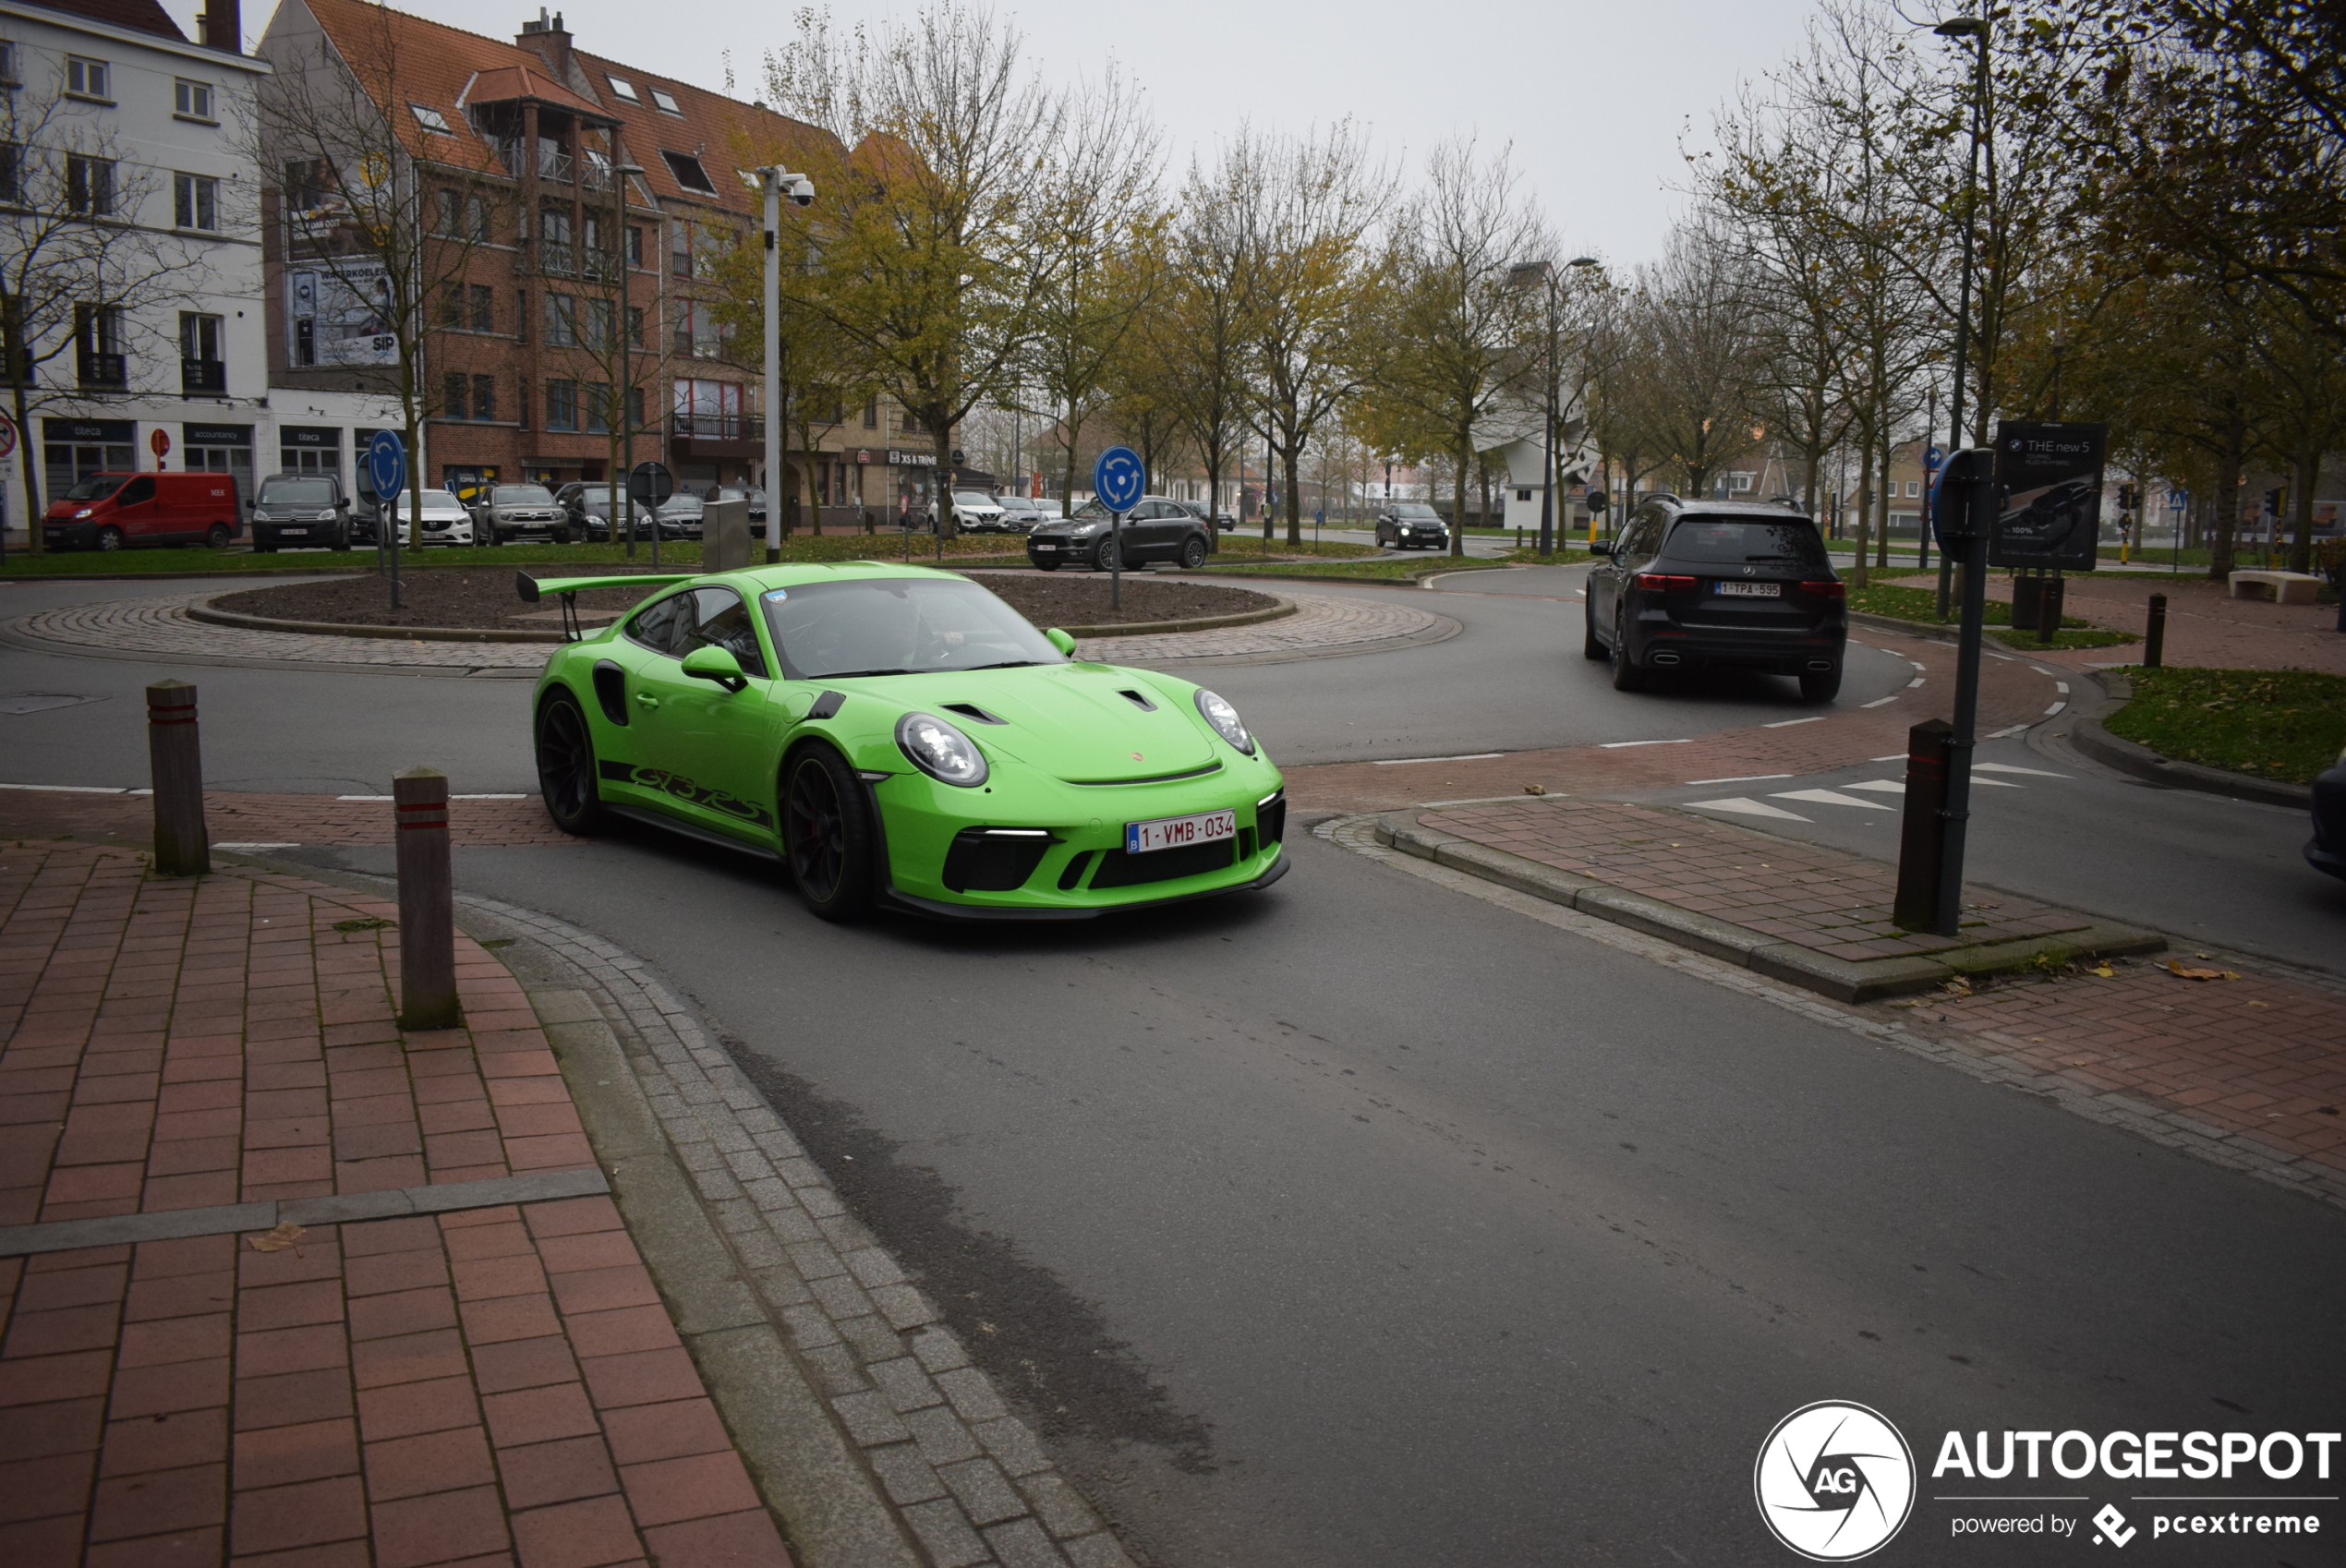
77 350 127 389
538 145 574 183
540 240 575 277
671 411 764 442
181 357 226 395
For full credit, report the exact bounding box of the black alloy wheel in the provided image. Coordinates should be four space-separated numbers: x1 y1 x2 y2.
96 526 123 551
782 746 877 920
1093 535 1121 572
1583 601 1607 660
1799 666 1843 703
205 524 232 550
1609 608 1648 692
535 693 609 835
1179 535 1208 570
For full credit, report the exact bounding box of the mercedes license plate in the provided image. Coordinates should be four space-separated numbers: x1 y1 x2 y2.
1126 809 1236 854
1716 580 1780 597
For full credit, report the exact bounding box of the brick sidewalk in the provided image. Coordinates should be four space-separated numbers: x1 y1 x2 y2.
1397 800 2346 1182
0 841 792 1565
1881 570 2346 676
0 791 571 852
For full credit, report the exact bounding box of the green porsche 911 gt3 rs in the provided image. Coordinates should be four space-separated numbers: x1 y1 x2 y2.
522 561 1288 920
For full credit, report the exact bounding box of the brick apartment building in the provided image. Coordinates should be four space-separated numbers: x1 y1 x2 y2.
254 0 937 518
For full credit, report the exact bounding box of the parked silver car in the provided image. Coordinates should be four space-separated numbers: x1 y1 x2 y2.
477 484 567 544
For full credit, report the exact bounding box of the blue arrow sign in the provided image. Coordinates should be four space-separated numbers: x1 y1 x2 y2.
1093 446 1144 513
1924 445 1945 472
364 429 406 501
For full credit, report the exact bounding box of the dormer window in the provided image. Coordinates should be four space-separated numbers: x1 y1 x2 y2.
409 103 453 135
606 75 638 103
649 89 682 115
660 151 715 194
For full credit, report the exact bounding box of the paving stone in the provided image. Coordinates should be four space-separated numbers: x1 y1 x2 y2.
866 1441 949 1505
867 1357 945 1413
937 1456 1028 1526
1015 1472 1099 1539
985 1515 1070 1568
901 1497 992 1568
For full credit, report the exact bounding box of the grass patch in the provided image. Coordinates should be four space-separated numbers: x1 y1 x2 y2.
0 533 1032 575
1205 534 1377 560
1196 555 1514 582
2103 667 2346 785
1847 581 2140 649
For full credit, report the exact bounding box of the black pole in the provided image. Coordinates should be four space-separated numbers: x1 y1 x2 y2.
1893 718 1953 931
1937 18 1988 621
2145 592 2166 667
1933 482 1992 937
1110 512 1122 610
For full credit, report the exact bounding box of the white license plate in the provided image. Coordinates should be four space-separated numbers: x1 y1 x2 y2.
1032 542 1058 550
1716 580 1781 597
1126 809 1237 854
280 527 308 537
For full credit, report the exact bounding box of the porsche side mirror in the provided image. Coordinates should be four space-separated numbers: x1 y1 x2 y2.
1044 628 1077 657
1587 540 1613 556
680 645 748 692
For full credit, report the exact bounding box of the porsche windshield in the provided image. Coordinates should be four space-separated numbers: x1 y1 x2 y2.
757 576 1068 680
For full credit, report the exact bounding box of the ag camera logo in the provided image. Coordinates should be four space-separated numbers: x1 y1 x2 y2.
1756 1401 1917 1561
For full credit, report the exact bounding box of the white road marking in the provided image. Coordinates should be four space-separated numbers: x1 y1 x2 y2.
338 794 393 801
1974 762 2069 778
1599 738 1692 748
1987 723 2031 738
0 782 127 793
1870 754 1905 762
1686 797 1812 821
1373 752 1506 766
215 842 300 850
2044 701 2066 716
1763 716 1826 728
454 793 530 800
1772 788 1893 810
1906 678 1927 688
1861 696 1900 708
2054 681 2070 694
1986 651 2015 661
1844 779 1905 794
1685 774 1794 785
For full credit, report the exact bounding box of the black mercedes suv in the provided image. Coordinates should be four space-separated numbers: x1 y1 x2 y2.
1584 497 1847 700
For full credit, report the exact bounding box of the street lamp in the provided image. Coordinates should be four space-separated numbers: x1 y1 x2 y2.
759 166 816 563
605 156 645 557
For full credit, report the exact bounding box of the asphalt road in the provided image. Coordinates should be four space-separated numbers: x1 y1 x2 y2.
286 825 2346 1568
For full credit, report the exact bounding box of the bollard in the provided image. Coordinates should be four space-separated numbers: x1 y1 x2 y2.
146 680 210 876
2145 593 2166 668
2011 573 2042 633
1892 718 1953 932
2037 573 2064 645
393 766 460 1031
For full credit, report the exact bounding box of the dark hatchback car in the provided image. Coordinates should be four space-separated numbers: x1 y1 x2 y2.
2308 745 2346 882
1026 496 1214 571
1585 498 1848 700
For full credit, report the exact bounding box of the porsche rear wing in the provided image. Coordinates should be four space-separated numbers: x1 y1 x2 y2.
516 571 692 641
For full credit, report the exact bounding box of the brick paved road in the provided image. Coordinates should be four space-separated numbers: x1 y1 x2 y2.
1880 570 2346 675
0 790 571 851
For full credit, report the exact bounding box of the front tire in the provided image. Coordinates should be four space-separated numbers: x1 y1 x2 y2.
1179 535 1207 570
782 745 877 921
1583 602 1606 660
1609 609 1648 692
97 526 123 552
1799 667 1843 703
331 525 352 552
535 692 610 835
205 524 232 551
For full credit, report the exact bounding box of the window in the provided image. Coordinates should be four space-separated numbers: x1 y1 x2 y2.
545 379 579 430
583 297 611 349
469 285 493 332
436 188 459 234
587 381 611 433
864 397 878 429
65 55 109 100
516 378 530 428
436 188 490 239
539 205 573 274
67 156 115 216
0 143 19 205
606 75 638 103
440 283 464 327
179 313 224 393
442 371 467 419
649 89 683 115
0 41 16 82
174 173 218 230
660 151 715 194
678 587 766 676
627 386 646 430
466 194 490 241
515 288 529 343
409 103 452 134
544 293 577 346
670 220 693 277
1905 479 1920 498
626 306 644 346
472 374 496 422
175 78 214 119
76 304 125 386
625 225 643 266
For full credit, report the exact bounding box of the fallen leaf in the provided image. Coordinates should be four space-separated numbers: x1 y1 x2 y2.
2163 960 2240 982
2090 964 2116 978
247 1222 306 1253
1522 783 1547 795
2245 1000 2268 1008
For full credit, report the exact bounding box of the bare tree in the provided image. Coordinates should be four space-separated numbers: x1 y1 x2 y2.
1627 214 1764 502
1155 151 1258 539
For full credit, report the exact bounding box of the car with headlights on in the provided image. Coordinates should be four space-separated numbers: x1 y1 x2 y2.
1025 496 1213 572
1374 502 1450 550
523 561 1288 920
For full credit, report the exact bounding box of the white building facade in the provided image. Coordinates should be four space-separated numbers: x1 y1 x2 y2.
0 0 272 544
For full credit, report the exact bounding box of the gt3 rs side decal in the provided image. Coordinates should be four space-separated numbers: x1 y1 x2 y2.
597 761 775 829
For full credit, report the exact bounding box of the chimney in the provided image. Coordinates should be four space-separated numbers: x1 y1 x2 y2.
199 0 241 53
516 7 574 79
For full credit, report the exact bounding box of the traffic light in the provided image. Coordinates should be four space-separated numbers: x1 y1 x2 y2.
2118 483 2137 514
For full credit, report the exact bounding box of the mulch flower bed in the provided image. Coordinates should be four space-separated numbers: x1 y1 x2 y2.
212 565 1276 633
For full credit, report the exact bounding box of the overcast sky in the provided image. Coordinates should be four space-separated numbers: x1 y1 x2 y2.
216 0 1837 267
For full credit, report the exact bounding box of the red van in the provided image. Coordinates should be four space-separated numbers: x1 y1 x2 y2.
42 472 243 551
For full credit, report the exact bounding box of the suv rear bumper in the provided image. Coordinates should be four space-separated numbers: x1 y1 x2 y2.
1626 620 1846 674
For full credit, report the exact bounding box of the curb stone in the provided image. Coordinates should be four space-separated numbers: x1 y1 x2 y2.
2067 669 2316 811
1321 814 2346 1214
1373 810 2165 1002
452 893 1139 1568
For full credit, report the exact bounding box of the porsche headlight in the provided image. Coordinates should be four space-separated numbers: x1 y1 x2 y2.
1194 689 1254 755
897 712 989 787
